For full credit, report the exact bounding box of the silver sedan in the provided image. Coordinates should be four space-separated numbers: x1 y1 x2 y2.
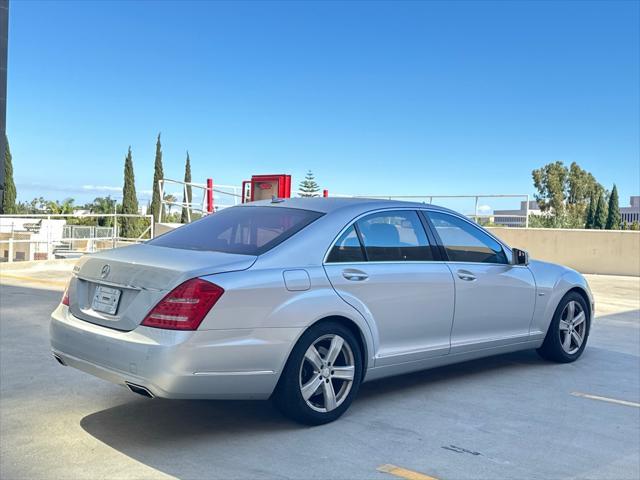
50 198 594 424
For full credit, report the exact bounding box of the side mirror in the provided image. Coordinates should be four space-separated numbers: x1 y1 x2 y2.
512 248 529 266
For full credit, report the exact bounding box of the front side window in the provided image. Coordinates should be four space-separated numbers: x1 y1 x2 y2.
358 211 433 261
148 206 323 255
427 211 508 264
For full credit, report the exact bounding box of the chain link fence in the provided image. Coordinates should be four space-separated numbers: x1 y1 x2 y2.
0 213 153 262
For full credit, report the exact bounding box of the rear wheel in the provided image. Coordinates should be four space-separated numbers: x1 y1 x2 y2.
537 292 590 363
273 321 363 425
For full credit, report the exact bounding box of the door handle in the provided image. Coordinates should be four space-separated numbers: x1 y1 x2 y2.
342 270 369 281
457 270 477 282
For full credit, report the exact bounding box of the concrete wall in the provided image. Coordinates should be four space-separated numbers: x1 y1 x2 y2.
155 223 182 236
0 232 34 261
151 222 639 276
488 227 640 276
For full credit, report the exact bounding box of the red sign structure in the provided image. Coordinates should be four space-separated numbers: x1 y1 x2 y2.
243 174 292 203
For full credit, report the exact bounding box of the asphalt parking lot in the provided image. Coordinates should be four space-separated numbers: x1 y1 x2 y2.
1 266 638 480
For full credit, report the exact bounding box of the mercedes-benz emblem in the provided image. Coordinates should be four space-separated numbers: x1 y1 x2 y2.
100 264 110 279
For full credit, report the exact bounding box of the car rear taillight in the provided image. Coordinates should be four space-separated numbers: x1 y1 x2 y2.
141 278 224 330
61 280 70 306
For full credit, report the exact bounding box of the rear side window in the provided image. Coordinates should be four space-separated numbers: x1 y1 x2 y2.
427 211 508 264
148 206 323 255
358 211 433 261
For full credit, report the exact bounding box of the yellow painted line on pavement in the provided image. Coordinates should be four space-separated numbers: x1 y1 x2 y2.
571 391 640 408
0 272 68 288
377 464 440 480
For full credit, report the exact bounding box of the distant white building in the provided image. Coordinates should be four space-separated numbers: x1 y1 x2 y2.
0 217 66 261
493 201 543 227
492 196 639 228
621 196 640 225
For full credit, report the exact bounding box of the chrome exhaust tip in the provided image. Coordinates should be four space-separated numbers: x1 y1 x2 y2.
125 382 155 399
52 353 66 366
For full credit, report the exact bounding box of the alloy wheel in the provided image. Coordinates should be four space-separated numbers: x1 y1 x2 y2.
558 300 586 355
298 334 355 413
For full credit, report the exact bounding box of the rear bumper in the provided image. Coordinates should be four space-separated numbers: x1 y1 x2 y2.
50 304 301 399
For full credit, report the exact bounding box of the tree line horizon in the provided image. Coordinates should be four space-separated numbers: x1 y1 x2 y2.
1 134 636 231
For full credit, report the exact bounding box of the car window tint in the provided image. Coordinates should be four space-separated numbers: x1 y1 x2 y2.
357 211 433 261
148 206 323 255
326 225 365 263
428 211 508 264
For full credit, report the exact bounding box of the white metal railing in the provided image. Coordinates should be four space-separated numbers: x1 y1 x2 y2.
253 189 531 227
352 194 531 228
158 178 208 223
158 179 243 223
0 213 153 262
159 180 534 229
212 184 243 210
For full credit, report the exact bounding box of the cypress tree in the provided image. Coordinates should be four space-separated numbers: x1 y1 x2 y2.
584 193 596 229
150 133 165 223
121 147 140 238
298 170 320 197
605 184 621 230
181 151 192 223
594 192 607 229
2 135 16 214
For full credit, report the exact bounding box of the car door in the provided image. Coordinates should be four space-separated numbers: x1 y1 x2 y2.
323 209 455 366
424 210 536 353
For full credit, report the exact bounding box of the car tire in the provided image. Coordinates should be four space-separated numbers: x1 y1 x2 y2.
537 291 590 363
273 321 363 425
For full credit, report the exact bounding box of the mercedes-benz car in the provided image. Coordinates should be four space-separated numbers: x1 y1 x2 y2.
50 198 593 424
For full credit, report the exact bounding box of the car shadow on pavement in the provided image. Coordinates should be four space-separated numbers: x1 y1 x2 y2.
81 397 296 442
79 350 550 477
81 350 547 439
79 335 640 480
356 348 547 402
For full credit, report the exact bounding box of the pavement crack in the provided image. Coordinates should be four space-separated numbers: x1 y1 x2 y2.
441 445 482 456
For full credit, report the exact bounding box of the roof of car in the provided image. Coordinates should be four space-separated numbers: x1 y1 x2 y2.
241 196 455 215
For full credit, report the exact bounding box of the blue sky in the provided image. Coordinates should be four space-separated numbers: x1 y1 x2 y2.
7 0 640 211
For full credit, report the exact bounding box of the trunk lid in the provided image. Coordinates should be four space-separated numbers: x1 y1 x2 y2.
68 244 256 331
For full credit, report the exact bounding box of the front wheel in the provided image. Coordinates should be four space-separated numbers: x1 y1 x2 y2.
273 321 363 425
537 292 590 363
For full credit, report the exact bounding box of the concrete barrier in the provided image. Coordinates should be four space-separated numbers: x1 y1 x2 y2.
152 222 638 276
155 223 182 236
488 227 640 276
1 220 636 276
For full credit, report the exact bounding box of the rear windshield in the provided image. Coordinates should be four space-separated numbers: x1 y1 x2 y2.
148 206 324 255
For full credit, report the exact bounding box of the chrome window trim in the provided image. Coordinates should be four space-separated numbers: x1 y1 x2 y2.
444 260 529 268
323 206 514 266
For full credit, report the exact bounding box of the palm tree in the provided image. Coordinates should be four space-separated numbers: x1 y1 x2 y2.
90 196 117 226
47 198 75 214
163 193 177 217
